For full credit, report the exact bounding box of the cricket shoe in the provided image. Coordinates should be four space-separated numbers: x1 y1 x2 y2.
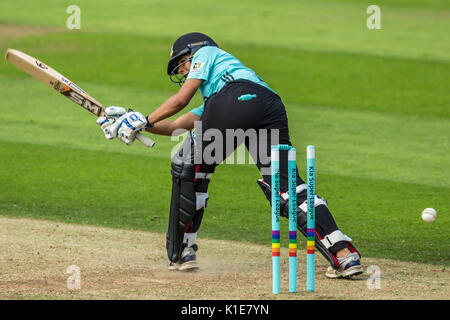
325 252 364 279
168 244 199 271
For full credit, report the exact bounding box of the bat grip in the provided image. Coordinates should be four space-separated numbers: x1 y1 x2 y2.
136 133 155 148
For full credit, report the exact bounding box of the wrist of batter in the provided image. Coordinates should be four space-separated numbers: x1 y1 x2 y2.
145 115 154 128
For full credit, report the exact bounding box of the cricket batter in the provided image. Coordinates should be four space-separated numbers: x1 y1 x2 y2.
97 32 363 279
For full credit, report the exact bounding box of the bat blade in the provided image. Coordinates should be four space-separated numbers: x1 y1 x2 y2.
5 48 155 148
5 48 104 116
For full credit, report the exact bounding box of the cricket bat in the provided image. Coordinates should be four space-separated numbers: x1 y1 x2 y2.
5 48 155 148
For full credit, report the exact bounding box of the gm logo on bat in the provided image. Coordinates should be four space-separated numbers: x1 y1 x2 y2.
35 60 48 70
65 90 102 116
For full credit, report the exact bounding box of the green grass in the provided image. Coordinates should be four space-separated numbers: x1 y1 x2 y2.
0 0 448 266
1 0 449 61
1 140 447 265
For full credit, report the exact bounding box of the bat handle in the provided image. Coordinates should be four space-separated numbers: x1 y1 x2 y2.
136 133 155 148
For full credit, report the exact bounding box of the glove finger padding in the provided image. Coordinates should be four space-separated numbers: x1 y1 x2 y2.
108 114 126 139
96 116 116 140
96 116 107 126
96 106 127 141
104 106 126 118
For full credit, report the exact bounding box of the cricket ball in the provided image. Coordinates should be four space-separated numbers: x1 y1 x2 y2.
421 208 437 223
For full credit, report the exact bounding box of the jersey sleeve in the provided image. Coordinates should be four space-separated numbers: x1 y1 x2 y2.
189 104 204 117
186 47 215 82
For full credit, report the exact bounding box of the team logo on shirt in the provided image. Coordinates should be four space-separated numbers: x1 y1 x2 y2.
191 62 204 72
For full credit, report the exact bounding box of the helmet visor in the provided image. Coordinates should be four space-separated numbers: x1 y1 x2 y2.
169 56 192 86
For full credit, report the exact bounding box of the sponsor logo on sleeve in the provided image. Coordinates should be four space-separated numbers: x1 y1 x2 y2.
191 62 204 72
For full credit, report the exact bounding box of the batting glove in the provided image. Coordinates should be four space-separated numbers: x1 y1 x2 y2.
109 110 151 146
96 106 127 140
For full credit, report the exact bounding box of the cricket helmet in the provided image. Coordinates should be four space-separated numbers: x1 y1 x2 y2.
167 32 218 85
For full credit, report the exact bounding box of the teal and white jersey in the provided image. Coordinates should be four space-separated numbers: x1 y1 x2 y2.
190 104 204 117
188 46 275 117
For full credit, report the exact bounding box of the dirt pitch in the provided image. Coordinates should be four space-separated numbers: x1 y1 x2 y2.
0 216 448 300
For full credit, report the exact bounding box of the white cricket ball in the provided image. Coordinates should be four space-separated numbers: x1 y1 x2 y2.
421 208 437 223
